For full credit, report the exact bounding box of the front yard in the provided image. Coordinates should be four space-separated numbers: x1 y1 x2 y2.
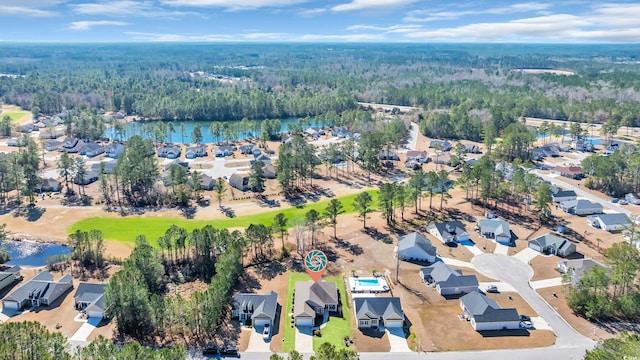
281 271 353 353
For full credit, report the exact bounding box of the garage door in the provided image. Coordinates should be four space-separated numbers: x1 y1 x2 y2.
528 243 541 252
385 320 403 328
295 317 313 327
2 301 18 310
253 318 270 328
88 311 103 319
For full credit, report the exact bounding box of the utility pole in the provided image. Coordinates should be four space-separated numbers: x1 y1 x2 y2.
395 241 400 283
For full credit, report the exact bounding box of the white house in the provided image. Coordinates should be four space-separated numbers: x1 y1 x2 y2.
558 259 607 285
397 232 437 263
587 213 632 232
528 233 576 257
460 292 520 331
477 218 512 245
420 262 479 296
73 283 106 319
406 151 429 164
426 221 469 244
625 193 640 205
0 266 21 293
354 297 404 329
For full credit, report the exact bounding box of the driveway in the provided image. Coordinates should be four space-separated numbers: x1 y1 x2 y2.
472 253 595 348
386 328 411 352
69 316 100 342
439 258 474 269
294 326 313 353
512 248 540 264
493 243 509 255
530 277 563 290
460 241 483 256
245 326 271 352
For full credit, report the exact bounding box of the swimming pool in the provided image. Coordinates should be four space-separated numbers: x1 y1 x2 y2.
349 277 390 293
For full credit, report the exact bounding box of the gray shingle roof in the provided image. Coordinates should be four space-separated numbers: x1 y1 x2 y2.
73 283 106 304
355 297 404 322
477 218 510 237
293 281 338 318
591 213 632 227
397 232 437 257
460 292 519 323
3 271 65 304
427 221 468 241
420 262 478 289
233 291 278 320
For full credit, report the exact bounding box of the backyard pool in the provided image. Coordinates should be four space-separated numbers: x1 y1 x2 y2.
348 277 390 293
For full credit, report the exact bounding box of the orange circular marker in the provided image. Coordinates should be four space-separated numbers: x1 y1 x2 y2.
304 250 328 283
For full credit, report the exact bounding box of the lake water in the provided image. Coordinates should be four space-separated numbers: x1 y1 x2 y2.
1 240 72 267
104 118 318 143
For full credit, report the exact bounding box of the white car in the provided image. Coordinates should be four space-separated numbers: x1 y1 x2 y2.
486 285 498 293
520 320 534 329
262 324 270 340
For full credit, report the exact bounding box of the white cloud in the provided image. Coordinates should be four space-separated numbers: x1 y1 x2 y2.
332 0 418 12
160 0 308 11
125 31 237 41
69 20 128 31
299 7 327 17
297 33 385 41
0 0 65 17
72 1 192 18
404 2 552 22
347 24 423 33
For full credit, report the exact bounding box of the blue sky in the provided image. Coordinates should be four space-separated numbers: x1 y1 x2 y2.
1 0 640 42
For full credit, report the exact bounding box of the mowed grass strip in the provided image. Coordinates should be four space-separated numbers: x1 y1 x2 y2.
69 190 378 246
312 274 352 352
3 111 28 122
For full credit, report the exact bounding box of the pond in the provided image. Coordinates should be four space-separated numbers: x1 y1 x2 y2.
1 240 72 267
104 117 319 144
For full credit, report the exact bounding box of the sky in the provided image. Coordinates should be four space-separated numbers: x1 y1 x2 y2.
1 0 640 43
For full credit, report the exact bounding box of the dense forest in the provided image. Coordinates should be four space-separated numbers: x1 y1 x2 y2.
1 44 640 126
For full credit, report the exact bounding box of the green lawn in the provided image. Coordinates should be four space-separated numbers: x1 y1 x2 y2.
69 190 378 246
313 274 352 352
2 111 27 122
281 271 352 353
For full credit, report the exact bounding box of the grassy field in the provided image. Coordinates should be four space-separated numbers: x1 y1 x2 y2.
281 271 352 353
312 274 352 352
2 111 28 122
69 190 378 245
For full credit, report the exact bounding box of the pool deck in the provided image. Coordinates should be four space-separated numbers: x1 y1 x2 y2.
348 276 390 294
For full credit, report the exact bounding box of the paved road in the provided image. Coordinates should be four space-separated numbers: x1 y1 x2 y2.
534 170 632 216
472 253 595 349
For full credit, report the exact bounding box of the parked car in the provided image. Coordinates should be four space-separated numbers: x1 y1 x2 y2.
202 345 218 355
619 200 629 205
486 285 499 293
220 346 239 357
519 315 531 322
262 324 270 340
520 320 534 329
611 198 619 203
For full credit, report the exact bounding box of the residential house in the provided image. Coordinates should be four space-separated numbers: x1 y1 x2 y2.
477 218 512 245
406 151 429 163
157 145 181 159
239 144 261 156
73 169 99 185
0 266 22 293
354 297 404 329
64 139 86 154
420 262 479 296
432 152 452 166
6 138 19 147
465 144 481 154
73 283 106 319
198 174 216 191
105 143 125 159
293 281 339 327
251 153 272 166
558 259 607 285
552 166 585 180
229 173 250 192
232 291 278 328
429 140 452 151
81 142 105 158
39 128 64 139
45 140 62 151
459 292 520 331
528 233 576 257
404 160 421 170
2 272 73 310
531 144 560 159
397 232 437 263
305 127 319 139
38 178 61 193
559 199 603 215
379 149 400 161
495 163 514 181
331 127 350 138
587 213 632 232
18 124 34 133
213 145 234 157
263 164 277 179
625 193 640 205
426 221 469 244
185 145 207 159
62 137 79 149
551 187 577 203
90 161 117 174
571 140 593 152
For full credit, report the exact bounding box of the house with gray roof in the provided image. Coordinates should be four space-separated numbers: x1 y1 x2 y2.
2 271 73 310
293 281 339 327
0 266 22 293
214 145 234 157
427 221 469 244
397 232 437 263
251 153 272 166
45 140 62 151
73 169 99 185
38 178 61 193
157 145 181 159
74 283 106 319
406 151 429 163
354 297 404 329
379 148 400 161
229 173 249 192
587 213 632 232
528 233 576 257
90 161 117 175
477 218 512 245
6 138 19 147
429 140 452 151
558 259 607 285
239 144 261 155
105 143 125 159
81 142 105 158
420 262 478 296
459 292 520 331
559 199 603 215
198 173 216 191
551 187 577 203
232 291 278 328
185 145 207 159
263 164 277 179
